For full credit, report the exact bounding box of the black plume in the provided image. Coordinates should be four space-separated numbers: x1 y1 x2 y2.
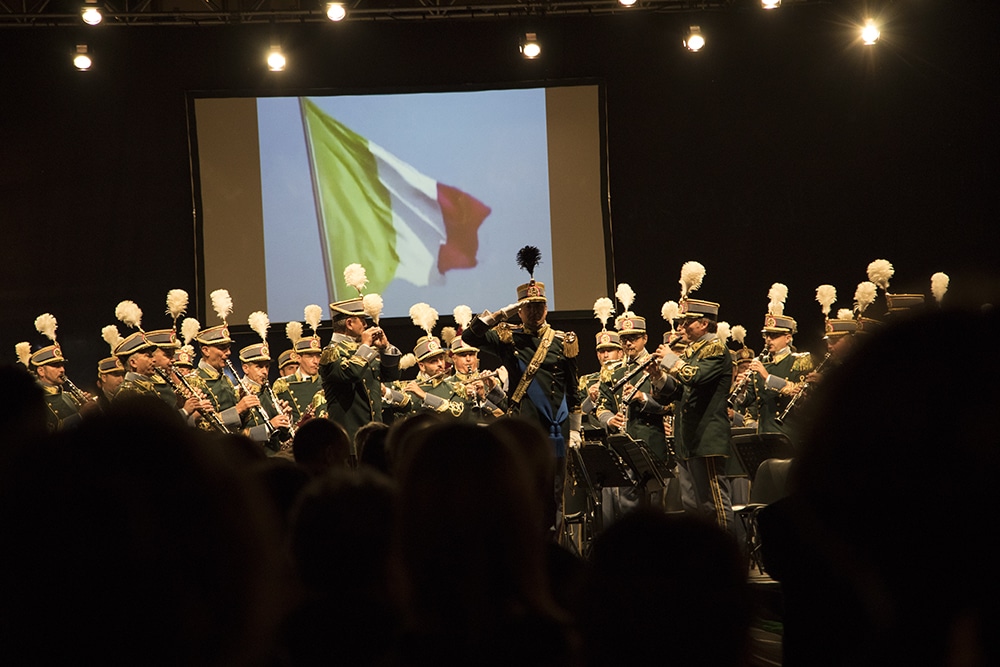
516 245 542 278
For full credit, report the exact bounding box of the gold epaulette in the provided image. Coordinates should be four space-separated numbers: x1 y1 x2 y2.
309 390 326 408
272 377 290 395
495 322 514 345
556 330 579 358
599 364 617 384
696 338 728 360
791 353 815 372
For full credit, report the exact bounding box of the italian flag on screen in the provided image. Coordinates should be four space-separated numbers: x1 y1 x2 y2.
300 97 492 300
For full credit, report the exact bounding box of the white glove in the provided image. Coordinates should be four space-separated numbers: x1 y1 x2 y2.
569 430 582 449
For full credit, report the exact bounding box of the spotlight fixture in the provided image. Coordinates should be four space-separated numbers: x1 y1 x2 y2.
267 46 286 71
861 19 880 45
761 0 780 9
520 32 541 59
618 0 637 6
73 44 93 70
81 0 102 25
325 2 346 21
684 26 705 52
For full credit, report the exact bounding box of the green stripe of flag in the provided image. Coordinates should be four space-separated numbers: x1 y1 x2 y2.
301 98 400 299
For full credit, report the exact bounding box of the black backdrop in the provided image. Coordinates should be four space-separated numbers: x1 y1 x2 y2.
2 1 998 386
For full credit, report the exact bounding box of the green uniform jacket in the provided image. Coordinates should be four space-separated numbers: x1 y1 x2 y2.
40 384 83 432
739 349 814 445
657 335 733 460
319 333 401 440
401 376 472 420
196 362 242 431
239 379 286 452
596 352 672 462
271 370 323 425
115 372 158 400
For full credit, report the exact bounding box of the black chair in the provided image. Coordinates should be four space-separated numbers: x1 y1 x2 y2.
730 433 795 573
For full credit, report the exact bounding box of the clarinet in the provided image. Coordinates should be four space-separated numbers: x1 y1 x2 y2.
225 360 276 436
261 378 295 446
63 377 96 406
157 366 231 434
727 349 773 408
775 352 831 425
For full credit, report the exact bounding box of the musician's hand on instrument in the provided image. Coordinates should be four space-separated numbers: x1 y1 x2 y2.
608 412 626 430
587 383 599 402
79 399 102 416
236 394 260 415
270 414 291 429
278 398 293 416
748 360 769 379
623 383 645 404
804 371 822 384
646 360 664 381
405 381 426 399
786 383 804 396
470 380 486 399
569 429 582 449
182 396 200 415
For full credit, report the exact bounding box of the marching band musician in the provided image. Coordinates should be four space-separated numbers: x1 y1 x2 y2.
652 287 735 531
735 285 814 445
596 290 674 519
449 335 507 423
113 329 159 400
400 335 470 419
194 324 257 433
276 348 299 378
319 296 401 441
237 340 292 453
578 297 623 431
96 325 126 410
273 306 325 425
16 336 93 432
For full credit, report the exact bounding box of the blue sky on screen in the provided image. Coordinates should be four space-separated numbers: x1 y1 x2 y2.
257 88 553 324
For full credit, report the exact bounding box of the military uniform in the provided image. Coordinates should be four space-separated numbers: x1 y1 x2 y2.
192 325 243 432
113 331 159 402
40 383 85 432
655 298 734 529
597 350 673 463
579 328 622 432
272 368 323 425
449 335 506 423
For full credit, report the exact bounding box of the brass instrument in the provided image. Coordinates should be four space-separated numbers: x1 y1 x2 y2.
155 366 231 434
225 360 277 437
775 352 831 425
727 349 773 408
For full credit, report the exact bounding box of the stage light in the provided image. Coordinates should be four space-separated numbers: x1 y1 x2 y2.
861 19 880 45
73 44 92 70
761 0 780 9
684 26 705 52
618 0 637 7
520 33 541 59
325 2 346 21
267 47 286 71
81 0 102 25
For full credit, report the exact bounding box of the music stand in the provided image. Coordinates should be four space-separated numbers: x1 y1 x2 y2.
577 443 632 489
730 432 795 482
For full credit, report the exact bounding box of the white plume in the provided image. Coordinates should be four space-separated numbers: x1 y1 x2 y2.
717 321 731 344
815 284 837 316
344 263 368 294
248 311 270 341
453 304 474 331
661 300 680 331
363 293 385 325
615 283 636 314
115 300 143 330
304 304 323 335
165 289 189 321
593 297 614 329
854 281 878 315
34 313 58 342
931 272 950 304
409 302 439 336
679 261 706 298
767 283 789 317
286 321 303 346
399 353 417 371
836 308 854 320
440 326 457 346
867 259 894 291
101 325 123 353
732 325 747 346
15 342 31 367
209 289 233 323
181 318 201 346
